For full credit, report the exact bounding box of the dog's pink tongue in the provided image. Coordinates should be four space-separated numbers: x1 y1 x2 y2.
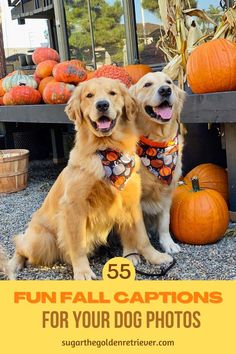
97 119 111 129
154 106 172 120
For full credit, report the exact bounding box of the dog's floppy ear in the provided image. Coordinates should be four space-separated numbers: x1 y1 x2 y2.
174 84 186 116
129 83 137 97
173 84 187 135
120 82 138 121
65 84 83 124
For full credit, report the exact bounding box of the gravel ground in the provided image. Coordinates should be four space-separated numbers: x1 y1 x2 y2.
0 160 236 281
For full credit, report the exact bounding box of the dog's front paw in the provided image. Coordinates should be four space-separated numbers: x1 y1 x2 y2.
142 246 173 265
123 253 140 266
149 251 173 265
159 235 181 254
73 267 97 280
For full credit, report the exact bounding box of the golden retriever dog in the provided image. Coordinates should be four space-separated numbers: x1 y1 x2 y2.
0 245 11 278
9 77 172 280
130 72 186 254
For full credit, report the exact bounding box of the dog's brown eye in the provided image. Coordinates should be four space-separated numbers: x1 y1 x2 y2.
144 82 152 88
109 91 116 96
166 80 172 84
86 93 93 98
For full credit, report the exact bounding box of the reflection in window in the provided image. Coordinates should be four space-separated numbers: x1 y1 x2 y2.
64 0 126 68
134 0 224 66
134 0 164 65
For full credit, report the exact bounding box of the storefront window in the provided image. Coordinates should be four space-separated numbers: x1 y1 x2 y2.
64 0 127 68
133 0 165 65
134 0 224 66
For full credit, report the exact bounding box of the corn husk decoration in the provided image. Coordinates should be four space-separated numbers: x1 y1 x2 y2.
157 0 236 88
213 3 236 41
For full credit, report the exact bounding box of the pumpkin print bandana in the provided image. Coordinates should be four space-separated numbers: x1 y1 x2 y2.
96 148 135 190
137 135 178 185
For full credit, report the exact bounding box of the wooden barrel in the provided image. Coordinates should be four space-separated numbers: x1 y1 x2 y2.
0 149 29 193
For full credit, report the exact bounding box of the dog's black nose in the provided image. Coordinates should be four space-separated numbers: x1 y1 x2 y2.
158 85 172 97
96 100 110 112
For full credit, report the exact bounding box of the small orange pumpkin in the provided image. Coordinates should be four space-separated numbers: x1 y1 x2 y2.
32 47 60 65
159 166 171 177
107 151 118 161
53 62 87 84
35 60 58 79
6 86 41 105
187 39 236 93
38 76 56 95
170 177 229 245
184 163 228 202
0 96 4 105
151 159 163 168
43 82 75 104
146 147 157 157
124 64 152 84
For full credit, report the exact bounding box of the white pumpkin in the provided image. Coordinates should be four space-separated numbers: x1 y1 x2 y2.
2 71 38 92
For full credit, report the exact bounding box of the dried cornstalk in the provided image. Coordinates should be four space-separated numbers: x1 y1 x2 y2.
213 3 236 41
156 0 236 87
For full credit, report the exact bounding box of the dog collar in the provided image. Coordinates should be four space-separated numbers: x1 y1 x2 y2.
137 135 178 185
96 148 135 190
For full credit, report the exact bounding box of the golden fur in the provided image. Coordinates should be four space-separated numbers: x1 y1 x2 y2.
0 245 11 278
9 78 172 280
130 72 186 254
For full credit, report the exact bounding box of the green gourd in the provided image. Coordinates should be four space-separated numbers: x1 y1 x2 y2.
2 71 38 92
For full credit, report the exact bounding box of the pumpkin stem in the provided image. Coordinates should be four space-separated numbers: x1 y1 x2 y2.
191 176 200 192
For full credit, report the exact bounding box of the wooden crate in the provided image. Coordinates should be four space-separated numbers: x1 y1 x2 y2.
0 149 29 193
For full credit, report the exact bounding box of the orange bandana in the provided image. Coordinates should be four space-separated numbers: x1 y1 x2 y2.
97 148 135 190
137 135 178 185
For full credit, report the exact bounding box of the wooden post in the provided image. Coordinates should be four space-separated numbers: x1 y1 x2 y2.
0 4 6 78
53 0 70 61
225 123 236 222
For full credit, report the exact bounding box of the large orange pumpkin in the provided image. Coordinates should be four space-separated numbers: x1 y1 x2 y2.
184 163 228 202
124 64 152 84
170 177 229 245
187 39 236 93
94 65 132 87
38 76 56 95
6 86 42 105
53 62 87 84
69 59 86 69
43 82 75 104
35 60 58 79
32 47 60 65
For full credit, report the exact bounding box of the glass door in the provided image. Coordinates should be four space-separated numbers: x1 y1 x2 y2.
64 0 127 69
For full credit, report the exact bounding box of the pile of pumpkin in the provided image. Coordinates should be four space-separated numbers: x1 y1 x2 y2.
0 47 152 106
170 163 229 245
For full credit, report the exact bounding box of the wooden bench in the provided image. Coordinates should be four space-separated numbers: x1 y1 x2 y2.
1 91 236 220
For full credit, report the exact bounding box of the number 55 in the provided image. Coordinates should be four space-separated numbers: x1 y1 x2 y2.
107 263 131 279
